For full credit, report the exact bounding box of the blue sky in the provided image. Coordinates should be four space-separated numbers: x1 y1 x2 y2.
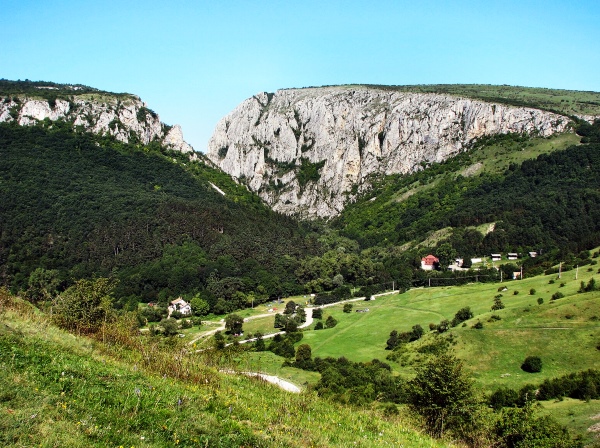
2 0 599 152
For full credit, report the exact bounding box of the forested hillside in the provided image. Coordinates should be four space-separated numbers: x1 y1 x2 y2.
0 120 321 309
334 120 600 268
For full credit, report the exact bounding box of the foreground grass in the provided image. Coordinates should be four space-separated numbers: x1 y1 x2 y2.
0 305 445 448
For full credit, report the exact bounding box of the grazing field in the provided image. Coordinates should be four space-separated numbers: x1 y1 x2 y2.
0 301 445 448
300 267 600 388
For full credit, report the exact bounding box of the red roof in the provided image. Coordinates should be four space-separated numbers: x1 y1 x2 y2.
421 255 439 265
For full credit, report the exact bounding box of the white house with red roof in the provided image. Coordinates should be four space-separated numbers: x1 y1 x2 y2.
421 254 439 271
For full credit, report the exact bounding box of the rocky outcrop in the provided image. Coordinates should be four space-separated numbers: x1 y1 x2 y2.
0 92 194 153
207 86 571 218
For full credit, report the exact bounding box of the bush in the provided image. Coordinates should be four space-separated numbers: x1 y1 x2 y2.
314 321 324 330
521 356 542 373
551 292 564 301
537 297 544 305
491 297 505 311
408 352 478 438
312 307 323 319
529 288 536 295
513 290 519 295
472 321 484 329
325 315 338 328
451 307 473 327
489 387 519 410
343 303 353 313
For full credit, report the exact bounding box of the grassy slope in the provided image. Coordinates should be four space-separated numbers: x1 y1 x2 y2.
0 302 444 448
354 84 600 117
241 267 600 443
299 268 600 389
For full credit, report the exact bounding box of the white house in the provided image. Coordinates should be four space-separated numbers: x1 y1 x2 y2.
508 253 518 260
421 254 439 271
168 298 192 316
491 253 502 262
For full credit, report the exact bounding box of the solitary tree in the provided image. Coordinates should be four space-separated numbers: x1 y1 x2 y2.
325 315 338 328
408 352 478 438
52 277 116 335
284 300 297 315
295 344 313 369
225 313 244 334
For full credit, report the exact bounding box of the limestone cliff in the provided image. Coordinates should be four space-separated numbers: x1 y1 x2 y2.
207 86 571 218
0 87 194 154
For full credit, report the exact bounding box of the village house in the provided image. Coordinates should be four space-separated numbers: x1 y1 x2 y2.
421 254 439 271
168 298 192 316
491 253 502 262
508 253 518 260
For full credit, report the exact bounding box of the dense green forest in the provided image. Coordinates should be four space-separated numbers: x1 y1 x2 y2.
0 120 323 310
334 121 600 268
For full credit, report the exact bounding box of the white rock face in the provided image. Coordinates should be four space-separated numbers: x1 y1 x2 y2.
207 86 571 218
0 94 194 152
163 124 194 153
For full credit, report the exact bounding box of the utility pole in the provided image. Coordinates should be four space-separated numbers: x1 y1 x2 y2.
559 262 562 279
576 265 579 280
500 270 503 283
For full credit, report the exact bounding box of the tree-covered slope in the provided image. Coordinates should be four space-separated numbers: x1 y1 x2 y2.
334 121 600 260
0 121 320 308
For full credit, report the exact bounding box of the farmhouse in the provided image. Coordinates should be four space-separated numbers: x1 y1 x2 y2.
421 254 439 271
508 253 518 260
491 253 502 262
168 298 192 316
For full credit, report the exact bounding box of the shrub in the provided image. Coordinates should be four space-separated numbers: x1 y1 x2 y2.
312 307 323 319
489 387 519 410
491 297 505 311
551 292 564 301
325 315 338 328
451 307 474 327
436 319 450 333
314 321 324 330
529 288 536 295
521 356 542 373
513 290 519 295
408 353 478 438
343 303 353 313
472 321 484 329
537 297 544 305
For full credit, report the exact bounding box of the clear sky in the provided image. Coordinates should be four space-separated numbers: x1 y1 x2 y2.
2 0 599 152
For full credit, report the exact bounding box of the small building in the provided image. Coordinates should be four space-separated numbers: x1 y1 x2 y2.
513 271 522 280
169 298 192 316
507 253 518 260
491 253 502 262
529 251 538 258
421 254 439 271
471 257 482 264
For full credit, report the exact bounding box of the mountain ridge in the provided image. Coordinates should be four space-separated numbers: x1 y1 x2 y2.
207 85 591 219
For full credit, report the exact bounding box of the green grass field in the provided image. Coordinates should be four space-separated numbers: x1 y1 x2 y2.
0 301 445 448
239 264 600 443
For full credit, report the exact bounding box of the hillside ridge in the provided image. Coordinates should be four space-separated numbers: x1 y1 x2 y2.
0 79 195 154
207 85 588 218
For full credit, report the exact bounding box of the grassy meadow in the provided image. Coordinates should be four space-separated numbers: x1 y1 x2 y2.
0 295 447 448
